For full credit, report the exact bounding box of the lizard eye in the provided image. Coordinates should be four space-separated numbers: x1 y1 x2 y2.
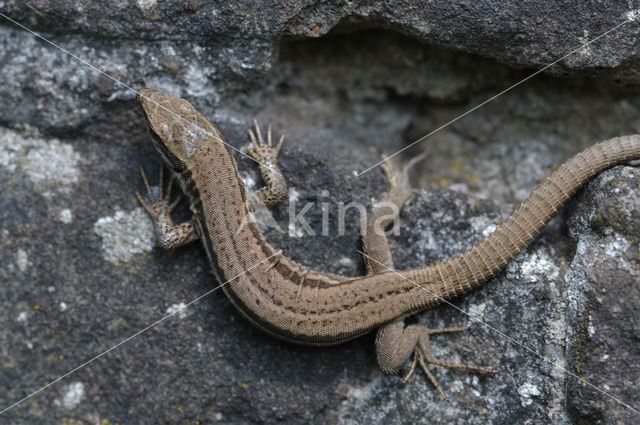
157 122 171 139
179 101 192 115
181 141 196 157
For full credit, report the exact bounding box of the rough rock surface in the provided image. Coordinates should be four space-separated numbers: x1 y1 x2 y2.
565 167 640 425
1 1 639 424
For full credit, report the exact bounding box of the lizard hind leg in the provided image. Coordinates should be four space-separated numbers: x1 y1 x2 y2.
375 320 495 399
368 151 494 398
362 150 429 274
378 148 429 210
361 150 493 397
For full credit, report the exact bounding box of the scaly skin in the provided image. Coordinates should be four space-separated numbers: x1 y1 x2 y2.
136 87 640 395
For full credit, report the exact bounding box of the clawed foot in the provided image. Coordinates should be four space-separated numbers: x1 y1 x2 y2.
247 120 285 165
136 166 196 250
379 149 429 206
247 120 288 208
402 326 495 399
136 166 181 221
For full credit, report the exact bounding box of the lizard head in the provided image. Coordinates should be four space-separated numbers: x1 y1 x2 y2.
137 88 224 172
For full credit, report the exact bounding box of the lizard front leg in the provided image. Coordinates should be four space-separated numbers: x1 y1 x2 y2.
364 154 494 398
137 166 199 250
247 120 287 208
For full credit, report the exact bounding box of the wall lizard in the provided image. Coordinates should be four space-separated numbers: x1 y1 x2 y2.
135 88 640 397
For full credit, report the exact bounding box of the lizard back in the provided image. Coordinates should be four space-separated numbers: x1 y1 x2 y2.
138 88 640 346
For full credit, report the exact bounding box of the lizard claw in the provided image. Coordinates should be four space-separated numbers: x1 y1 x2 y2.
380 148 429 191
378 149 429 208
137 166 180 220
245 120 288 208
248 120 285 163
137 166 197 250
401 326 495 399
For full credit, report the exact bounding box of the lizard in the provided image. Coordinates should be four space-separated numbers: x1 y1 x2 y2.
135 87 640 398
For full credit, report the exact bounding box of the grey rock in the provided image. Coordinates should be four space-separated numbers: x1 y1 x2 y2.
1 1 640 424
565 166 640 425
0 122 385 425
363 186 570 424
3 0 640 84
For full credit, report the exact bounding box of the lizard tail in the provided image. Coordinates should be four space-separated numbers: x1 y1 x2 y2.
403 135 640 306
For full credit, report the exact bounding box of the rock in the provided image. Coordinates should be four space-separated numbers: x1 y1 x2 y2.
565 166 640 425
3 1 640 84
0 122 385 425
368 186 569 424
1 1 639 424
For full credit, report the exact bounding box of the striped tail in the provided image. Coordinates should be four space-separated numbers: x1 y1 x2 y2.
404 135 640 304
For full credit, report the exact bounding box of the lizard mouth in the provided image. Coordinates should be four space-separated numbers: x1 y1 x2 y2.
137 88 188 173
137 88 174 128
137 87 223 161
137 87 163 114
